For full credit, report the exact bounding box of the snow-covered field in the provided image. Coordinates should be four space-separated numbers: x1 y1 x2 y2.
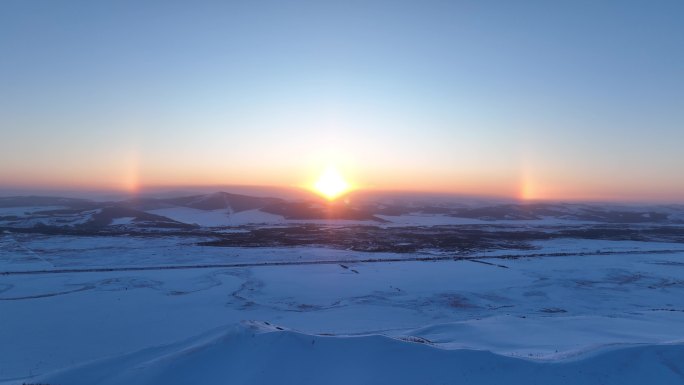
147 207 287 227
1 233 684 384
18 323 684 385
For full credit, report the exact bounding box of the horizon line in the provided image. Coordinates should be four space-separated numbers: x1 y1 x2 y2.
1 184 683 206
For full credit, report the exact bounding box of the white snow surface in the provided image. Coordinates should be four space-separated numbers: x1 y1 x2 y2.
148 207 285 226
11 322 684 385
110 216 135 226
2 234 684 383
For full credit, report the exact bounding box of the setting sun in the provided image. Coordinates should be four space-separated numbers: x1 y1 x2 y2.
313 166 350 200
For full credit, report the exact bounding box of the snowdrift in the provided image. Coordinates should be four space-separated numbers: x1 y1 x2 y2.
13 321 684 385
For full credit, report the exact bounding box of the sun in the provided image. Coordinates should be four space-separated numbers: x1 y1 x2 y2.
313 166 350 200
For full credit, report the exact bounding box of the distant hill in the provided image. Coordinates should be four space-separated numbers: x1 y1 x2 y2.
1 192 683 229
126 192 284 212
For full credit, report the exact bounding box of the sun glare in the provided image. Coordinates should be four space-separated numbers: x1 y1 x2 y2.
313 167 350 200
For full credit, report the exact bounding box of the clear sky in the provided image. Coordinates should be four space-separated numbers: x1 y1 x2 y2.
1 0 683 202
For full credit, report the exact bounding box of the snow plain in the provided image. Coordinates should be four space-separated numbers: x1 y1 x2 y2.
147 208 286 227
2 230 684 384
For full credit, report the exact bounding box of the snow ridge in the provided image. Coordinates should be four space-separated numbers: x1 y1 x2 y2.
15 322 684 385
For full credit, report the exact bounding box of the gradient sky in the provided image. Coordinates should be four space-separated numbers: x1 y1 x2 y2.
1 0 683 202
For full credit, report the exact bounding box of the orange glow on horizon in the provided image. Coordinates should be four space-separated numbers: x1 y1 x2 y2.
2 164 684 204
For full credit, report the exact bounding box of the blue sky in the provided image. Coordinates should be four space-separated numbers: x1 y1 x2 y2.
1 0 683 201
